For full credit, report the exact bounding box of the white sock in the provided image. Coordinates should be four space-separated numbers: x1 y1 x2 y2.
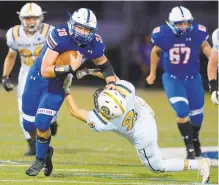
188 160 198 170
19 113 31 140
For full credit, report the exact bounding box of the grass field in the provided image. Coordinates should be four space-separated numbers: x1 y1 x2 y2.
0 86 218 185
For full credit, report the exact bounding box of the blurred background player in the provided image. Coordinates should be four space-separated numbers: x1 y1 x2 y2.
22 8 116 176
208 28 219 105
63 74 211 185
146 6 211 159
1 2 57 156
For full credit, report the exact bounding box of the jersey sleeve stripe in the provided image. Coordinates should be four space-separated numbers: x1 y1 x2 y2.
47 36 56 49
93 110 108 125
12 25 20 41
49 31 58 46
116 84 132 94
41 23 50 37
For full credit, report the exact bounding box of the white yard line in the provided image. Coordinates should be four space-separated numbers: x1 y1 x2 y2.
0 179 210 185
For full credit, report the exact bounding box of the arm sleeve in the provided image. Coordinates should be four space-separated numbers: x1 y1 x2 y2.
91 35 105 59
151 26 164 49
197 24 209 43
6 27 18 51
115 80 135 100
46 28 61 52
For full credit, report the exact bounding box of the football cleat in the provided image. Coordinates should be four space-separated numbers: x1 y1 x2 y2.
26 158 45 176
198 158 211 184
193 138 201 157
43 146 54 176
186 147 196 159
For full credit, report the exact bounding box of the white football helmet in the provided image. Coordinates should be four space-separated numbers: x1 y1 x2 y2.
167 6 193 36
67 8 97 45
96 89 126 119
17 3 46 33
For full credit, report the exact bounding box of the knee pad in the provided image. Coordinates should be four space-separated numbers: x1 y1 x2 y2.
190 113 203 127
35 114 53 131
171 101 189 118
23 119 36 132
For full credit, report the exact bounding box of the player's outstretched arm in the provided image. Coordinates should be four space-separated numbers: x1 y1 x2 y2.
146 45 161 85
2 49 17 91
63 74 89 122
92 55 116 90
65 93 89 123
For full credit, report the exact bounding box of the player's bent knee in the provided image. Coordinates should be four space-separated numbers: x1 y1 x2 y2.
23 119 36 132
173 102 189 118
190 113 203 127
146 161 164 173
37 129 51 139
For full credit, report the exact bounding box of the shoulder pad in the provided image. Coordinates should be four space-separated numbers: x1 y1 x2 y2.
8 25 20 41
91 34 105 59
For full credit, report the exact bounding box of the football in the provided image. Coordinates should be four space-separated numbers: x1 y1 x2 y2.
55 50 79 65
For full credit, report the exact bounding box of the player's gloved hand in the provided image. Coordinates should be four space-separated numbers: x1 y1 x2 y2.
105 81 116 90
211 91 219 105
76 68 89 79
70 51 83 72
2 76 13 92
146 74 156 85
209 79 218 105
63 73 74 94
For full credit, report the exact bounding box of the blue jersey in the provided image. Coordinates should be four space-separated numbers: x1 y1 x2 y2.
34 25 105 70
151 23 208 78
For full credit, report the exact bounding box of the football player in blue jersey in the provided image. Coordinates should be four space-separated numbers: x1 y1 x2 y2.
146 6 211 159
22 8 116 176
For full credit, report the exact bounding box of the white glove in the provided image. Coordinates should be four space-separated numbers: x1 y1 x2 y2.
76 68 89 79
211 91 219 105
63 73 74 94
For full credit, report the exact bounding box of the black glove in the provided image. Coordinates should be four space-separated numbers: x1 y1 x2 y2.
2 76 13 92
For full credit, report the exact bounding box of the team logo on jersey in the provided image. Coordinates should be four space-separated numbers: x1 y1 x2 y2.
87 50 92 54
198 25 206 32
153 27 160 33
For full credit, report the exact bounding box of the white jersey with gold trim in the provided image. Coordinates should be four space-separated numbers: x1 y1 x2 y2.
87 80 156 150
6 23 54 70
212 28 219 52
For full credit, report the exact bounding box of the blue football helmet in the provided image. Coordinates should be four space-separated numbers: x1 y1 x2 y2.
67 8 97 45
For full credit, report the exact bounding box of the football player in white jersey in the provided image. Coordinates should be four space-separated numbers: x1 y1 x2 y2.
63 73 211 184
208 28 219 105
1 2 57 156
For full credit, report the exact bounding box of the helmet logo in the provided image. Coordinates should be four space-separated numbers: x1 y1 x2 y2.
101 106 110 116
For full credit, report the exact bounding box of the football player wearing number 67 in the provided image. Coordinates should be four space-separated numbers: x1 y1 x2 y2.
63 74 211 185
146 6 211 159
1 3 56 156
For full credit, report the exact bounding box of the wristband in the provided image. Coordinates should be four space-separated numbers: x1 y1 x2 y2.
209 79 217 93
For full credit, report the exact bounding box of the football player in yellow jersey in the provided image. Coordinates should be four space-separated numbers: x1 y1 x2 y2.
2 2 57 156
